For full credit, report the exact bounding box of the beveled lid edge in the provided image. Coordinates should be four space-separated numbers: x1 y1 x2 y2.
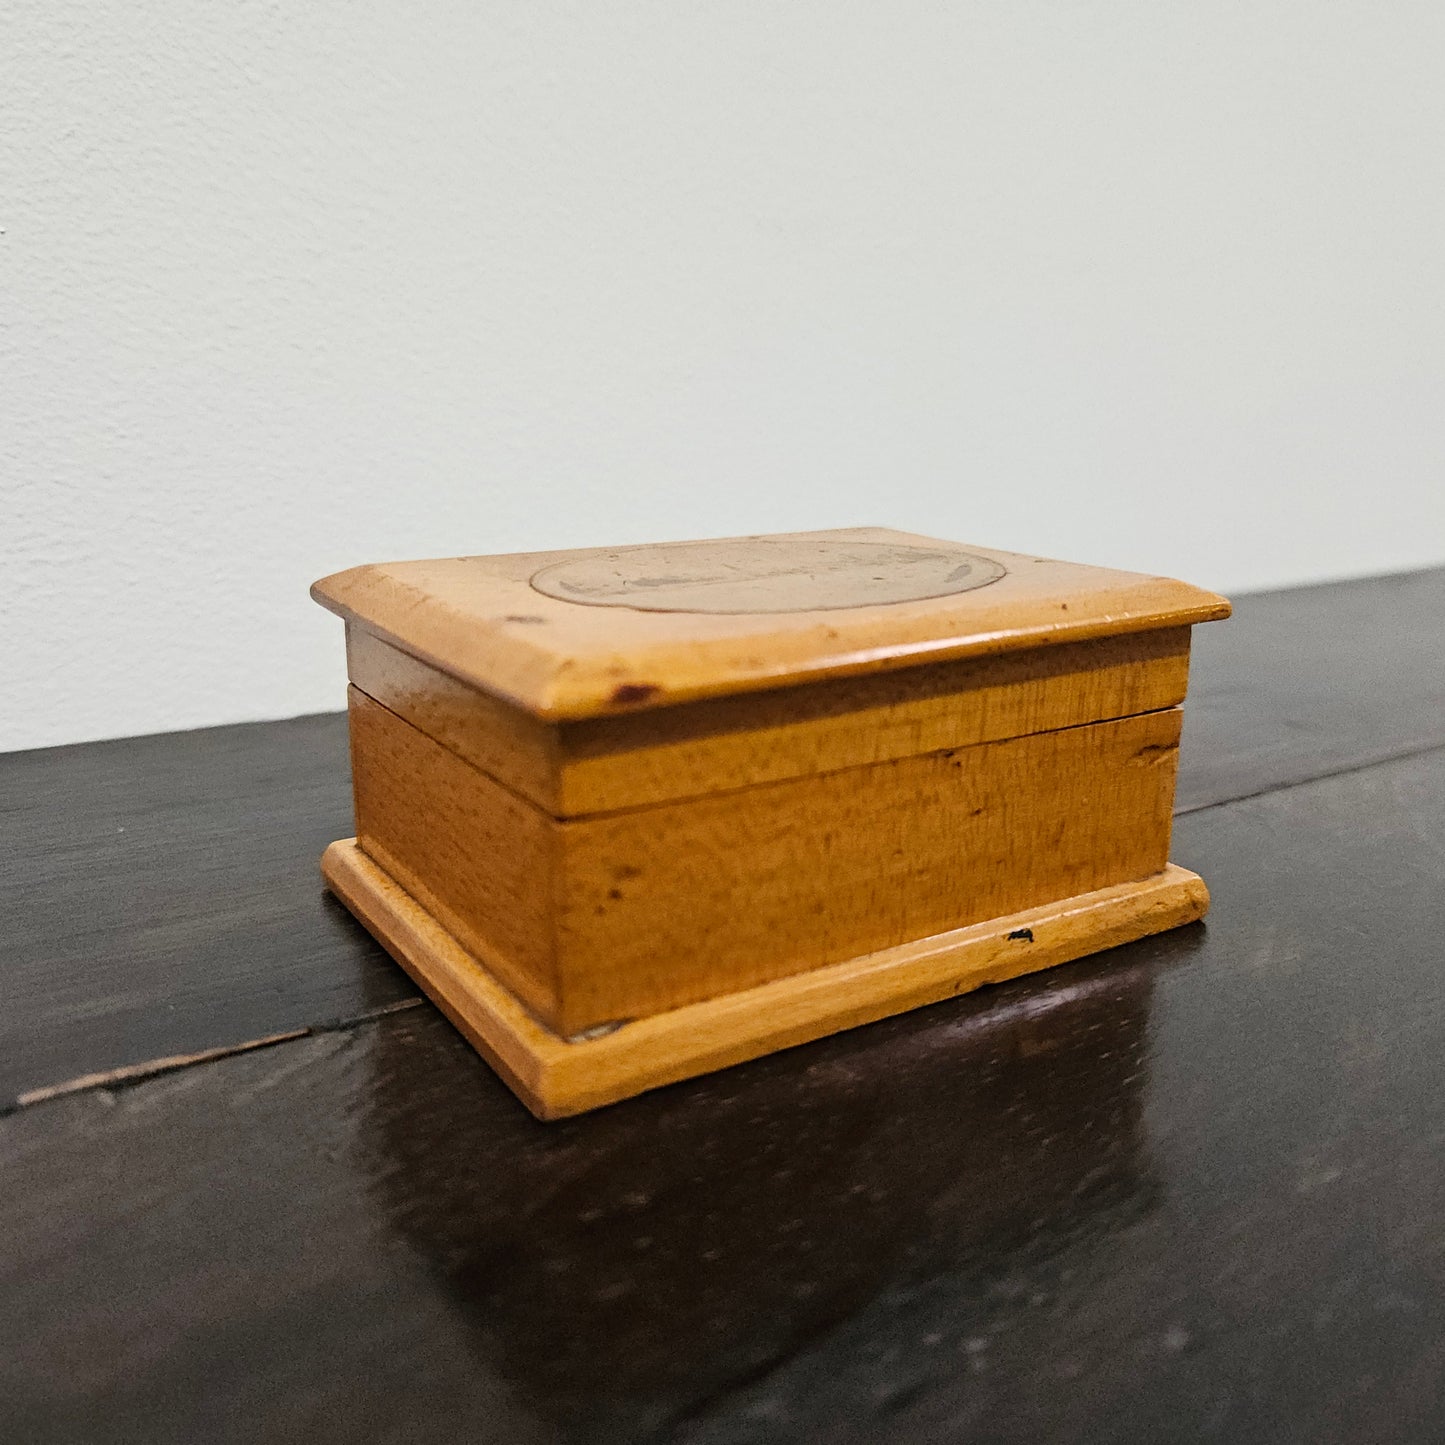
310 533 1232 720
534 594 1231 717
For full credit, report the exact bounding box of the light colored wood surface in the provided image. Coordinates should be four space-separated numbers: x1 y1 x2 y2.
346 626 559 808
321 838 1210 1119
323 529 1226 1109
313 527 1230 720
349 622 1192 815
554 708 1182 1032
350 688 1183 1036
347 687 558 1023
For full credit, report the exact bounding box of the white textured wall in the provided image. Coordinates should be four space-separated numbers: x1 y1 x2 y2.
6 2 1445 752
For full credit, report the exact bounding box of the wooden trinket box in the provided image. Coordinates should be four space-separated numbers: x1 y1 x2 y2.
313 527 1230 1118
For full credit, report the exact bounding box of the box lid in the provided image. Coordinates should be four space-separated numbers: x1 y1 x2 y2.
311 527 1230 720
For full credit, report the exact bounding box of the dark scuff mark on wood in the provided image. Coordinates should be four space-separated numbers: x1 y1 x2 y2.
611 683 660 706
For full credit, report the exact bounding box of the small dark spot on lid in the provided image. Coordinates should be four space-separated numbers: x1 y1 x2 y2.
1008 927 1034 942
611 682 660 705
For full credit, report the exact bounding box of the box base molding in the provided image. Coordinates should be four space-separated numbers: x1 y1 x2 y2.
321 839 1209 1120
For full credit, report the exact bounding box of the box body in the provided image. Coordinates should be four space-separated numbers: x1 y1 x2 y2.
346 630 1189 1036
313 528 1230 1115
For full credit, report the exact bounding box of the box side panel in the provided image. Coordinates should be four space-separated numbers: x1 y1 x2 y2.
553 709 1182 1033
347 626 561 810
348 687 560 1027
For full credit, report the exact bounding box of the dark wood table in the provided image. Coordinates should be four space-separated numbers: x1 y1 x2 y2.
4 566 1445 1444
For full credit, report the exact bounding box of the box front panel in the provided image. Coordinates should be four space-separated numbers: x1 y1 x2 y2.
349 622 1191 816
555 709 1182 1033
556 628 1190 814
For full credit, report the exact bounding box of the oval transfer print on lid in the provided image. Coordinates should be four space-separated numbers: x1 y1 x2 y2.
530 537 1008 614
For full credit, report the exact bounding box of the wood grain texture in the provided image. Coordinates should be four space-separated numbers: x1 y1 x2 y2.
0 712 417 1108
322 839 1207 1118
312 527 1229 719
554 709 1183 1032
11 739 1445 1444
1177 564 1445 811
348 688 557 1023
349 622 1192 815
1 567 1436 1112
346 625 559 807
350 691 1183 1035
